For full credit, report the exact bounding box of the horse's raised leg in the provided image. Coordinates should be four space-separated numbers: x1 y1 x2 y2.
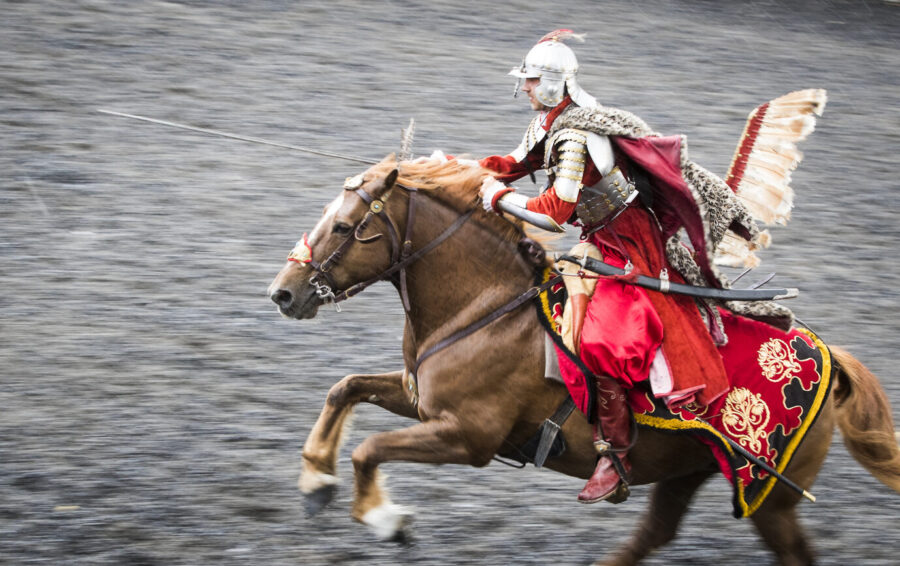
595 471 713 566
300 370 418 514
350 418 493 540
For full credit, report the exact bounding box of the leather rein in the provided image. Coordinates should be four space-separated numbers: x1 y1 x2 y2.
289 175 560 398
292 179 475 312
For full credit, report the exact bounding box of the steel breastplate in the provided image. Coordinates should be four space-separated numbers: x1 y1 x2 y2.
573 166 638 231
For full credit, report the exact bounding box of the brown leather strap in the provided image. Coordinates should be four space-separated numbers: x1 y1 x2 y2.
410 275 563 385
398 189 418 313
533 395 577 467
308 183 479 310
333 207 477 302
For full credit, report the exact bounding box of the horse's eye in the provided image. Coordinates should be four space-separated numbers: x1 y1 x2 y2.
333 222 353 236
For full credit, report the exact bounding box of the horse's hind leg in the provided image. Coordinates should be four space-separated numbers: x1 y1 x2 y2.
596 471 712 566
749 394 831 565
300 370 417 514
750 501 813 566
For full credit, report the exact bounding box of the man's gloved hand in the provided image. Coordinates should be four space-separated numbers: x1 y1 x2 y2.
479 177 515 212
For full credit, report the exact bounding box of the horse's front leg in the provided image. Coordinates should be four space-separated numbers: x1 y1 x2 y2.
350 417 495 541
300 370 418 514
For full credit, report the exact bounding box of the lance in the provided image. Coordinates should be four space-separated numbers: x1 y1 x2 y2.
97 109 378 165
97 109 565 233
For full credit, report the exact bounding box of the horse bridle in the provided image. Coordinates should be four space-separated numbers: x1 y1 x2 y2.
288 172 476 312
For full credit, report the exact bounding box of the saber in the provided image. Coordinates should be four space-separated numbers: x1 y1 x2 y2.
97 109 378 165
685 410 816 503
558 254 798 301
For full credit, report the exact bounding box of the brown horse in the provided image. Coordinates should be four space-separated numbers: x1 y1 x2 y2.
267 157 900 566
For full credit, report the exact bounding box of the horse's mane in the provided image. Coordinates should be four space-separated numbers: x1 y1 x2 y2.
366 157 525 244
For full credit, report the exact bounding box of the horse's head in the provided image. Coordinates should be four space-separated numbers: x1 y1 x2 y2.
267 163 400 320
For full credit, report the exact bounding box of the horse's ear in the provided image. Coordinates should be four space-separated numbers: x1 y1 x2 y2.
372 168 398 198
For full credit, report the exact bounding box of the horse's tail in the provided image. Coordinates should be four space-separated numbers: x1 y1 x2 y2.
832 346 900 492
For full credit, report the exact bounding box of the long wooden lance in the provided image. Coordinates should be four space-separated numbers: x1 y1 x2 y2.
97 109 565 233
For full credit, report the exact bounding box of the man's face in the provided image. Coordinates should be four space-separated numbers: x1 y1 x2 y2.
521 77 548 111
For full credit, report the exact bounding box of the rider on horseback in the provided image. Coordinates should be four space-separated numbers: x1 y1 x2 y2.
478 29 781 504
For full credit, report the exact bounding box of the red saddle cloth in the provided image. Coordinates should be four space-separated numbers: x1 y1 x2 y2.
628 309 833 517
534 277 832 517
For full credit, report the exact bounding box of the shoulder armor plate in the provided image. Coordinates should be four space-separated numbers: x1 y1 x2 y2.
547 129 588 203
585 132 615 176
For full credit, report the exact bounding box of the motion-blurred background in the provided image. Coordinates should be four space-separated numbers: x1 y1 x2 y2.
2 1 898 564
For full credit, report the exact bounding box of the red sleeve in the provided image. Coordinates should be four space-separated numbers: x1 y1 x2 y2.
525 186 578 224
524 160 603 225
480 150 545 185
479 155 530 184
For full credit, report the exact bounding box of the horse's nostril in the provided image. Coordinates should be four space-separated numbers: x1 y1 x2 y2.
271 289 294 309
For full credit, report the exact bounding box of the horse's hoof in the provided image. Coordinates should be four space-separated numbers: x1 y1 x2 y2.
390 527 414 547
303 483 336 516
361 503 415 541
299 470 338 515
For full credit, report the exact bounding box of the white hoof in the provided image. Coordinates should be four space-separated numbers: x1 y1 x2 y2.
298 470 339 495
361 503 414 540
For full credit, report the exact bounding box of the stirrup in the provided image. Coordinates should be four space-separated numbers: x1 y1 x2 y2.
592 439 612 455
606 482 630 504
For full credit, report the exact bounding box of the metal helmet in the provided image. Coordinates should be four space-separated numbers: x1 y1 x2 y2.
509 29 596 108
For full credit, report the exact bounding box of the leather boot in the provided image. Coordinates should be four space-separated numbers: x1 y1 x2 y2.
577 377 633 504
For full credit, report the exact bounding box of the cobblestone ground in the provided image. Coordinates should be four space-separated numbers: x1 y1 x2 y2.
2 1 899 564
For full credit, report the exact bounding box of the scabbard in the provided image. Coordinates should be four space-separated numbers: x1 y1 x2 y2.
558 255 798 302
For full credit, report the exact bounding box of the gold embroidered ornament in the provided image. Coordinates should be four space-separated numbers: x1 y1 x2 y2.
720 387 771 454
758 338 802 383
